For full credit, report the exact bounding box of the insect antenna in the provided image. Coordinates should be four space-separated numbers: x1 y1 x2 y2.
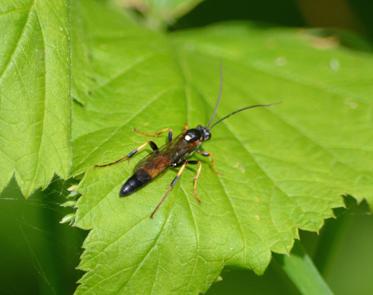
206 63 224 128
209 103 280 129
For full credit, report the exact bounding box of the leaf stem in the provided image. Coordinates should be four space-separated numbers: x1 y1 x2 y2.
274 240 333 295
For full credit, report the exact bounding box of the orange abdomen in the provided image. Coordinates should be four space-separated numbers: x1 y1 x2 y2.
142 154 171 178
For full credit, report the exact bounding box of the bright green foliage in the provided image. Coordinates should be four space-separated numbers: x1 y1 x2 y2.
71 1 373 294
0 0 71 197
142 0 203 23
115 0 204 25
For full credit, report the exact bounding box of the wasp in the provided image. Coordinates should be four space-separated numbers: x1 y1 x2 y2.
96 67 276 218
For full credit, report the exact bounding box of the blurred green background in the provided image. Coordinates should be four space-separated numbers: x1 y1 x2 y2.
1 0 373 294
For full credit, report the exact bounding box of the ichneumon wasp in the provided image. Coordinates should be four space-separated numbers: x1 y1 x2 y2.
96 66 277 218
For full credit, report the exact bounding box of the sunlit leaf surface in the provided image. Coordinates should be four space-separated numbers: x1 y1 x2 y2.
72 1 373 294
0 0 71 197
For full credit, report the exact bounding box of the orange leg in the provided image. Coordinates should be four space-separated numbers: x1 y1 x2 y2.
133 127 173 143
182 123 189 131
196 150 219 174
95 141 158 167
150 160 189 218
192 161 202 203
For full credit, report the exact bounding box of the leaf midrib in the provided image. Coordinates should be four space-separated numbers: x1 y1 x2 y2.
28 9 47 195
73 85 178 173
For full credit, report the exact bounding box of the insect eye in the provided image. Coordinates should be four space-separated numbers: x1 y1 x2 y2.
203 131 211 140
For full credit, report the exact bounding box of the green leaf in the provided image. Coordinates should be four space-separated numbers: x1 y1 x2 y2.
116 0 204 26
71 1 373 294
274 241 333 295
0 0 71 197
143 0 203 23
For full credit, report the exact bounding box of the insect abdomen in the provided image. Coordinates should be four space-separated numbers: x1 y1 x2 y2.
120 169 152 197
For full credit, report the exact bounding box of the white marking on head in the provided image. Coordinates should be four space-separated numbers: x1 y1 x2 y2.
185 134 192 141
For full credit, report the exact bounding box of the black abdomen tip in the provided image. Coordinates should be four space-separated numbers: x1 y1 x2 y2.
119 169 151 197
119 180 135 196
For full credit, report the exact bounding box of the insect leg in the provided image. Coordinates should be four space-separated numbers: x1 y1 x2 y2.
150 160 188 218
191 161 202 204
95 141 158 167
133 127 170 137
182 123 189 131
133 127 173 142
196 150 218 174
167 130 172 143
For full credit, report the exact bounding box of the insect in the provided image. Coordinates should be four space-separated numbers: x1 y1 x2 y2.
96 67 276 218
